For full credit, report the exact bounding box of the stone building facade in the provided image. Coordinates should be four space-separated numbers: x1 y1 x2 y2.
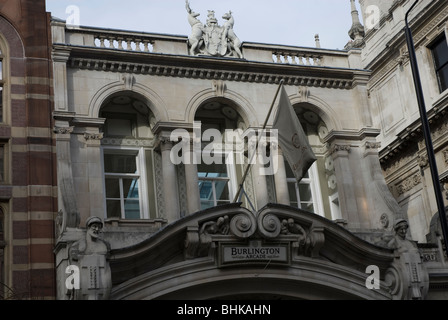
0 0 56 299
1 0 448 300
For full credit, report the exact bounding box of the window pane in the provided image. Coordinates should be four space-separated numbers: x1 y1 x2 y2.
299 184 312 202
215 180 230 202
104 154 137 174
106 200 121 219
0 61 2 80
433 38 448 68
123 178 139 200
288 181 298 208
124 200 140 219
105 178 120 198
199 180 213 199
439 64 448 92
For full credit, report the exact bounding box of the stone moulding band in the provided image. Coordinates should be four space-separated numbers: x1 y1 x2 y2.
68 57 354 89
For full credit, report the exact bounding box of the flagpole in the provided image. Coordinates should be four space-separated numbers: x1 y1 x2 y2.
233 79 285 203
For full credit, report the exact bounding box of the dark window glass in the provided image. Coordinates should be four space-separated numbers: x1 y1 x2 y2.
431 36 448 92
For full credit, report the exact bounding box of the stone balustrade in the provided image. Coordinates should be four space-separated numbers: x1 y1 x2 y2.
52 20 358 70
272 51 323 66
95 34 154 52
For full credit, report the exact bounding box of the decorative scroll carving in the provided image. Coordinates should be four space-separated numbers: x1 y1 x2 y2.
257 212 282 239
230 213 256 239
187 211 324 260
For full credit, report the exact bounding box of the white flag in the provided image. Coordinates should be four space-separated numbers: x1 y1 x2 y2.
272 87 317 182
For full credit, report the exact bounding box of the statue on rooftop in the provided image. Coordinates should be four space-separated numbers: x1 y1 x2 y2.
185 1 244 58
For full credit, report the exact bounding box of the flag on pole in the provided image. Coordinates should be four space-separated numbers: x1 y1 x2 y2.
272 86 317 182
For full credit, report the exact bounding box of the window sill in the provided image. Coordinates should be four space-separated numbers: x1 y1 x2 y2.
433 89 448 109
104 217 167 229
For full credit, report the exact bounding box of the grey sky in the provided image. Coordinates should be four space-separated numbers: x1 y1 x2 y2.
45 0 363 50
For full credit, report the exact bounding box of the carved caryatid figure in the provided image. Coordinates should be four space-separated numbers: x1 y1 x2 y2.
387 219 418 254
222 11 243 59
186 0 204 56
69 216 112 300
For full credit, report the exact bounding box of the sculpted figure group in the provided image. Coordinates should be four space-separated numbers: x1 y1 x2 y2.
186 0 243 58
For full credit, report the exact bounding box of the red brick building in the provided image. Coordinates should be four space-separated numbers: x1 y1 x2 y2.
0 0 56 299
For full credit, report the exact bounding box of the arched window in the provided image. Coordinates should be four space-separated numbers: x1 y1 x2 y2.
99 93 158 220
195 100 246 210
277 106 340 220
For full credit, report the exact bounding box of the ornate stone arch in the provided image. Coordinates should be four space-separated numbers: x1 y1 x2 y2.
0 15 25 59
289 93 342 132
185 87 258 128
0 15 25 126
89 81 169 122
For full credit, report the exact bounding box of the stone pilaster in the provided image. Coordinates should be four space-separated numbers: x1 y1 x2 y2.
159 138 181 223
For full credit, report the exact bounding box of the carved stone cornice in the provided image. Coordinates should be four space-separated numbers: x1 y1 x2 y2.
324 128 381 144
65 56 361 90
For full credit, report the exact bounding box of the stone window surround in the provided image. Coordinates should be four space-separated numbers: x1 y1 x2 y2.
285 161 324 217
197 150 238 210
428 33 448 94
101 146 151 220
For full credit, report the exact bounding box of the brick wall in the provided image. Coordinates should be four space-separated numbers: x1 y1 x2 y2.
0 0 56 300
